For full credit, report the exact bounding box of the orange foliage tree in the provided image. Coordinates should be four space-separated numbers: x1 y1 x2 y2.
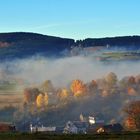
70 79 86 97
124 117 136 130
127 87 137 96
124 100 140 130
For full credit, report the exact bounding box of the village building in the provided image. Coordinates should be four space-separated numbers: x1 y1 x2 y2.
97 123 123 133
63 121 88 134
0 122 16 132
30 124 56 133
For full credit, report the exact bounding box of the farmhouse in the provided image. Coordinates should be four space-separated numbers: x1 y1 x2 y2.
0 122 16 132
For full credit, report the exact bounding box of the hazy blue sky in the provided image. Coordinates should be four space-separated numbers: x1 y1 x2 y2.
0 0 140 39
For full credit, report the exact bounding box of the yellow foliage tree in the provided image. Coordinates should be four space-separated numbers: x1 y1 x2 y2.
44 94 49 106
36 94 44 108
59 88 69 100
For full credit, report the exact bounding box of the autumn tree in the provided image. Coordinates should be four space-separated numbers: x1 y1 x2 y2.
86 80 98 95
135 75 140 95
70 79 86 97
96 78 107 89
101 90 109 97
105 72 118 88
23 88 40 104
44 94 49 106
119 77 129 90
40 80 54 93
124 117 136 130
36 93 49 108
36 94 44 108
124 100 140 130
127 87 137 96
135 75 140 84
57 88 69 100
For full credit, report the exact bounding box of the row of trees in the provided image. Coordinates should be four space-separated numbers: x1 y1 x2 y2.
21 72 140 130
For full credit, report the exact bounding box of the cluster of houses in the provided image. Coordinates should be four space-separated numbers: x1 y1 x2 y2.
29 115 123 134
0 114 123 134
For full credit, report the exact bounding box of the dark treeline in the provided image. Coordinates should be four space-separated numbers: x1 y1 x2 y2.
0 32 140 59
77 36 140 47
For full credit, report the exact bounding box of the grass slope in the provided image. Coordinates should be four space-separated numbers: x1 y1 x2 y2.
0 132 140 140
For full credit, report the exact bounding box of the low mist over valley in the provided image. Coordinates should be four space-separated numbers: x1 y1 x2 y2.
1 55 140 87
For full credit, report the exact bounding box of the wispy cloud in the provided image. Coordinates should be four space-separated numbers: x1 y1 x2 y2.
28 23 62 30
26 19 97 31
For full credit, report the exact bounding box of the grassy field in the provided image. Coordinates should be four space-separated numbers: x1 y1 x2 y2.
0 92 23 108
0 132 140 140
101 52 140 61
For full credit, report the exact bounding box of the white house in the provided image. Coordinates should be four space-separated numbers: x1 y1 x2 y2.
30 124 56 133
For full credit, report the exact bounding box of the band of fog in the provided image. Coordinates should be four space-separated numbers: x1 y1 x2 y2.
0 56 140 87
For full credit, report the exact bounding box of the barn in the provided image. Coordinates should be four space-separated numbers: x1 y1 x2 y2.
0 123 16 132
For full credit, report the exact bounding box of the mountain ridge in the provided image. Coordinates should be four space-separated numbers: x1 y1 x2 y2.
0 32 140 59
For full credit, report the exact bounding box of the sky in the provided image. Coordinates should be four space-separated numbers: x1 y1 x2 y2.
0 0 140 39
